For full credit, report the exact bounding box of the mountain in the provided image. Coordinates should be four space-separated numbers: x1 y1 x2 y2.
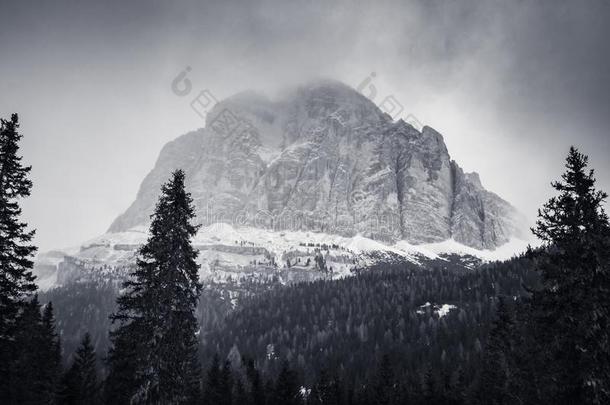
34 80 527 290
32 80 530 362
110 80 524 249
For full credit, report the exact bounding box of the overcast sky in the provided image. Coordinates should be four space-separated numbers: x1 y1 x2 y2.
1 0 609 251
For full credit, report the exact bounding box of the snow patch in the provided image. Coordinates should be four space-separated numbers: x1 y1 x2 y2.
416 302 457 318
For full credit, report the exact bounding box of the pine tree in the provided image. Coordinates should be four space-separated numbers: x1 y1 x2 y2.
103 322 140 404
10 296 46 403
107 170 202 404
74 333 98 404
60 332 99 405
40 302 62 403
0 113 38 401
5 296 63 404
530 147 610 403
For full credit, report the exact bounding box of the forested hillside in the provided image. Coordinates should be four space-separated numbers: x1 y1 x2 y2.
202 257 538 398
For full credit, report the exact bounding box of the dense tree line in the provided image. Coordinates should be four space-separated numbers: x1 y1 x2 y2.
201 256 536 403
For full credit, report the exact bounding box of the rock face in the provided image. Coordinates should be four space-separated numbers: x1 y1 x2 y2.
110 80 524 249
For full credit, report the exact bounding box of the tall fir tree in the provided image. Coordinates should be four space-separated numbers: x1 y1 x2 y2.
10 296 45 403
41 302 62 403
8 296 62 404
60 332 99 405
103 321 140 404
107 170 202 404
0 113 38 401
530 146 610 404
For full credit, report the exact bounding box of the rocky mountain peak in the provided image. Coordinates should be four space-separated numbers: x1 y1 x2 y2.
109 80 525 249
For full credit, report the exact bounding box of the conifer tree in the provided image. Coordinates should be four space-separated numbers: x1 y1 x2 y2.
530 146 610 403
0 113 38 401
10 296 46 403
40 302 62 402
103 322 140 404
107 170 202 404
60 332 99 405
5 296 62 404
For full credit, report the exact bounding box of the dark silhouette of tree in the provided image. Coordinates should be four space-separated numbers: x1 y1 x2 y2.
40 302 62 402
107 170 202 403
10 297 46 403
0 113 38 401
4 297 63 404
103 321 139 404
529 147 610 403
60 332 99 405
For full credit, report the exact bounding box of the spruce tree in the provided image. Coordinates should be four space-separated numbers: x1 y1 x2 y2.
530 147 610 403
103 321 140 404
0 113 38 401
60 332 99 405
41 302 62 402
107 170 202 404
10 296 45 403
6 296 62 404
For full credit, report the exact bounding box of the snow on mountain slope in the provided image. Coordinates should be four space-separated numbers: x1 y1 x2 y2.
34 80 530 290
34 223 529 290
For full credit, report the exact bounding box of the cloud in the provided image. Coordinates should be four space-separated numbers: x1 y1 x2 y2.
0 0 608 250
